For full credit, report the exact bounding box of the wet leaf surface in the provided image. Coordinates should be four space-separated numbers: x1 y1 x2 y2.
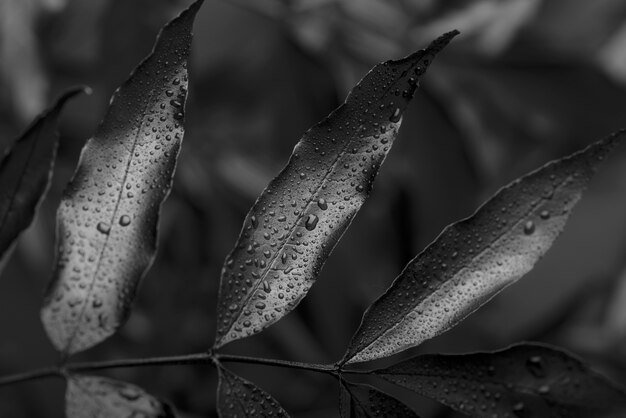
0 88 83 265
214 30 459 348
40 0 202 355
66 374 175 418
344 131 625 363
217 364 290 418
340 381 420 418
376 342 626 418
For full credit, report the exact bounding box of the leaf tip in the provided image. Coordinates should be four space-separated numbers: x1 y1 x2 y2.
423 29 460 56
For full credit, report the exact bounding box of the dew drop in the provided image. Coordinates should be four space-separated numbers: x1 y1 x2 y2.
389 108 401 122
262 281 271 293
317 198 328 210
305 214 319 231
255 302 266 310
526 355 546 378
540 210 550 220
119 215 131 226
523 220 535 235
165 90 174 97
97 222 111 235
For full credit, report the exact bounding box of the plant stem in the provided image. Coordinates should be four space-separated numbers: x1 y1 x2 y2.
0 366 60 387
0 351 341 387
216 353 338 377
68 352 213 373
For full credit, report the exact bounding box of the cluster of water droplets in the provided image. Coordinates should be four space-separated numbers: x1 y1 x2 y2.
215 46 438 346
381 345 593 418
346 143 605 363
41 10 193 354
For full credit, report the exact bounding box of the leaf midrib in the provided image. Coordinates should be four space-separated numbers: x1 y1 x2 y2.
64 91 154 354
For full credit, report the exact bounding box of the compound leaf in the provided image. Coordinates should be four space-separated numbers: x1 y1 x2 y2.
217 364 290 418
66 374 175 418
376 343 626 417
40 0 202 355
344 131 625 363
214 30 459 349
0 87 83 264
340 381 420 418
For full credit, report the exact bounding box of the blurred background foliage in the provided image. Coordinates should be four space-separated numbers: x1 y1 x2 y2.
2 0 626 416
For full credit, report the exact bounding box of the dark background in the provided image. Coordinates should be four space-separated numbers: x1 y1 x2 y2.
1 0 626 416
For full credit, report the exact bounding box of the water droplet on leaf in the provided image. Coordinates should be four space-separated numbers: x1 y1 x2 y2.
305 214 319 231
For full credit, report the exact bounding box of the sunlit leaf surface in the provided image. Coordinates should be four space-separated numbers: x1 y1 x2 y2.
217 364 290 418
377 343 626 417
344 131 625 363
66 374 175 418
214 30 459 348
40 0 202 355
340 381 420 418
0 88 83 263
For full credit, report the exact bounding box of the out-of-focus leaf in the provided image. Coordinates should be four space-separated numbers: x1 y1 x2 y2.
0 88 83 264
376 342 626 417
213 30 459 349
339 381 420 418
343 131 625 364
217 364 290 418
40 0 202 356
66 374 175 418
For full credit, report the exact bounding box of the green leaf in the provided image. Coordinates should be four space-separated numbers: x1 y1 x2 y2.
0 88 83 264
340 381 420 418
376 342 626 417
214 30 459 349
40 0 203 355
66 374 175 418
343 131 625 364
217 364 290 418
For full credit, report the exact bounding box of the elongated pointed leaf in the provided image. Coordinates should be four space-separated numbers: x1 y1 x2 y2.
66 374 175 418
0 88 83 263
340 381 420 418
217 364 290 418
377 343 626 417
214 30 459 348
40 0 202 355
344 131 625 364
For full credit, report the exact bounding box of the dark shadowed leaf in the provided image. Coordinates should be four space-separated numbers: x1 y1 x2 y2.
340 381 420 418
0 88 83 264
40 0 202 356
343 131 625 364
66 374 175 418
376 342 626 417
213 30 459 349
217 364 290 418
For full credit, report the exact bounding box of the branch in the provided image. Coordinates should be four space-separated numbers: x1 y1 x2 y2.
0 351 343 388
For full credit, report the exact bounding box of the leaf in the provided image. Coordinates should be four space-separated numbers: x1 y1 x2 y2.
0 87 83 264
66 374 175 418
217 364 290 418
343 131 625 364
340 381 420 418
213 30 460 349
40 0 203 356
376 342 626 418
